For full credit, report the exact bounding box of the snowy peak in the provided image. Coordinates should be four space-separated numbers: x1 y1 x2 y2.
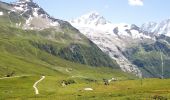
8 0 60 29
14 0 42 17
70 12 152 76
70 12 109 26
83 12 100 20
156 19 170 36
141 19 170 37
70 12 150 39
141 22 157 30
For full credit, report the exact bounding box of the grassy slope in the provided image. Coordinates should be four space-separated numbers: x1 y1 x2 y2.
0 5 118 68
0 24 121 77
123 39 170 78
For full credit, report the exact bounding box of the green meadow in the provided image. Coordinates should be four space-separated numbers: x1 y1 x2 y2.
0 76 170 100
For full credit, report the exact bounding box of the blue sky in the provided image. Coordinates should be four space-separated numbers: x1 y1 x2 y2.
4 0 170 25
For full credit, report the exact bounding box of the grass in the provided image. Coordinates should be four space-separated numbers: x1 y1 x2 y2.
0 23 135 99
0 76 170 100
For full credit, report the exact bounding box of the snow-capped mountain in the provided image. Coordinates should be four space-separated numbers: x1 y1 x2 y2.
70 12 109 26
70 12 150 39
141 19 170 37
70 12 153 76
1 0 60 29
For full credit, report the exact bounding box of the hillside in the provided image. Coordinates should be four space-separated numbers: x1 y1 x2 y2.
0 0 120 74
123 35 170 78
0 23 136 99
0 2 133 99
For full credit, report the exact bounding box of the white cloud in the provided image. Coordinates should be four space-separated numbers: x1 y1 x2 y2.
128 0 144 6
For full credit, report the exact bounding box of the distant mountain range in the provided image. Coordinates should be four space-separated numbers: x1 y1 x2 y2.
70 12 170 78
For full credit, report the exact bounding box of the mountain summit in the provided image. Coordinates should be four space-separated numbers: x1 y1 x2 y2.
141 19 170 37
71 12 109 26
10 0 59 29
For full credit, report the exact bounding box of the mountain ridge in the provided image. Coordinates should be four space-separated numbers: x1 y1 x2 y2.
70 12 149 76
141 19 170 37
70 12 170 78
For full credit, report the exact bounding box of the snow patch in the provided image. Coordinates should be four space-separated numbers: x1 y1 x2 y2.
14 6 24 11
33 8 39 17
0 12 4 16
50 21 59 26
26 16 33 25
24 15 59 30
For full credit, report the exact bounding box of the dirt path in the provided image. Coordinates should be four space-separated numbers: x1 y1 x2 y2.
33 76 45 95
71 75 87 78
65 68 70 73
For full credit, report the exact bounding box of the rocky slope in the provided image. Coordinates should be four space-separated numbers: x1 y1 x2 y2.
12 0 59 29
70 12 151 76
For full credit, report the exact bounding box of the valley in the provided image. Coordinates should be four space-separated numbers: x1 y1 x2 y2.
0 0 170 99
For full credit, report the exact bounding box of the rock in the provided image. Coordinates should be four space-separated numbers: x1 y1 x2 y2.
84 88 93 91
